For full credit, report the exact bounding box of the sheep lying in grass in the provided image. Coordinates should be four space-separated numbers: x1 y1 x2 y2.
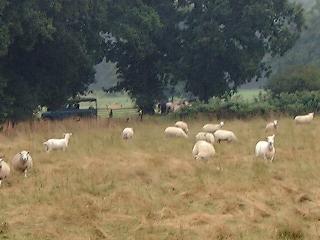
175 121 188 134
294 112 314 124
203 121 224 133
255 135 276 162
122 128 134 140
0 158 10 186
192 140 215 161
214 129 237 143
11 151 33 178
164 127 188 138
195 132 215 144
265 120 278 132
43 133 72 152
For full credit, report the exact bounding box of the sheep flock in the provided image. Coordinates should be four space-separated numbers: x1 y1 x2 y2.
0 112 316 188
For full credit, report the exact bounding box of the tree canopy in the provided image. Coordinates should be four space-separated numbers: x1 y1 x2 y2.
0 0 105 122
0 0 305 121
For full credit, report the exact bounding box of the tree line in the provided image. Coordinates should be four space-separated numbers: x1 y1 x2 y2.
0 0 304 122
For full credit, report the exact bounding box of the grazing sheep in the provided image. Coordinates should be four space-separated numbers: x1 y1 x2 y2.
195 132 215 144
122 128 134 140
43 133 72 152
0 159 10 186
192 140 216 161
265 120 278 132
255 135 276 162
214 129 237 143
175 121 188 134
164 127 188 138
294 112 314 124
11 151 33 177
203 121 224 133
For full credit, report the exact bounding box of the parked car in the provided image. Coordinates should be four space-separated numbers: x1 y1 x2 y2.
41 98 97 120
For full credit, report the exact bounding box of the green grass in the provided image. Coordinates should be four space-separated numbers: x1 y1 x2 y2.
236 89 265 101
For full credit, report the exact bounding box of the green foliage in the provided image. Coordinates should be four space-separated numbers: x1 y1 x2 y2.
272 0 320 73
267 65 320 94
0 0 105 122
178 91 320 118
104 0 181 113
179 0 304 102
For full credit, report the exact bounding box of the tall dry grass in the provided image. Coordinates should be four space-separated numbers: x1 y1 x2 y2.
0 116 320 239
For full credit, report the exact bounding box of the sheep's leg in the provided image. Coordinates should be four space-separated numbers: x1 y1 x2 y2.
0 180 2 186
24 169 28 178
270 155 274 163
263 154 268 161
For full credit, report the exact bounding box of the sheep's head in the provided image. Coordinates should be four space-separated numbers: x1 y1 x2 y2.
64 133 72 139
220 122 224 127
20 151 30 161
267 135 275 149
309 112 314 117
274 120 278 128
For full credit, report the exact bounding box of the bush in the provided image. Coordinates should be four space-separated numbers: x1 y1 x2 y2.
176 91 320 119
267 65 320 94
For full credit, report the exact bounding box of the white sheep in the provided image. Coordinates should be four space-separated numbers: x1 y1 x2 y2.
11 151 33 178
294 112 314 124
192 140 216 161
175 121 188 134
255 134 276 162
43 133 72 152
265 120 278 132
195 132 215 144
203 121 224 133
0 158 10 186
214 129 237 143
164 126 188 138
122 127 134 140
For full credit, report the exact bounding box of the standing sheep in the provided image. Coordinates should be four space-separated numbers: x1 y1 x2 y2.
175 121 188 134
255 135 276 162
265 120 278 132
214 129 237 143
0 158 10 186
122 128 134 140
203 121 224 133
192 140 216 161
294 112 314 124
43 133 72 152
195 132 215 144
164 127 188 138
11 151 33 178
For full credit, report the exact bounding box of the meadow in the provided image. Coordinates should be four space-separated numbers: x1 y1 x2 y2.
0 116 319 240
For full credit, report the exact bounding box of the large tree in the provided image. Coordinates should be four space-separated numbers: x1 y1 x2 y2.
179 0 304 102
104 0 181 113
0 0 106 122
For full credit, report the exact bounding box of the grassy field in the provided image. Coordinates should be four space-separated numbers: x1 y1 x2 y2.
0 116 319 239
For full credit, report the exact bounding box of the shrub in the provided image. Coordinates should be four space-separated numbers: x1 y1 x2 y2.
267 65 320 94
175 91 320 119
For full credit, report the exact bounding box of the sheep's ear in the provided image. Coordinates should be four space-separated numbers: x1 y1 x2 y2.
27 151 30 155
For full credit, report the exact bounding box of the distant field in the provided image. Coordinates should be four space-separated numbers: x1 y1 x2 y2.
0 117 320 239
83 89 264 110
236 89 265 101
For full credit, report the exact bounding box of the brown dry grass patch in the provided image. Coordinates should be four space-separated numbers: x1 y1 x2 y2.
0 117 320 239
